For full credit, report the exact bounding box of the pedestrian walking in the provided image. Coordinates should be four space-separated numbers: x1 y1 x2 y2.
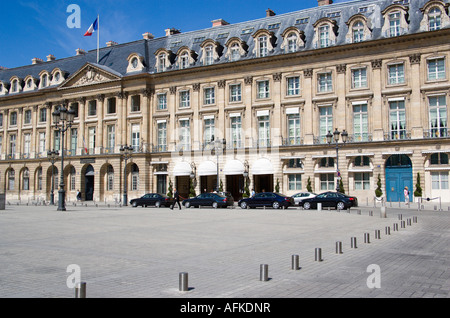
76 190 81 201
170 187 182 210
404 186 410 205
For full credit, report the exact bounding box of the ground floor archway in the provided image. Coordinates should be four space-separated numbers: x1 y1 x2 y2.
385 154 413 202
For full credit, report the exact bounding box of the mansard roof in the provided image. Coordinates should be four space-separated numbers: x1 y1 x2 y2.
1 0 449 96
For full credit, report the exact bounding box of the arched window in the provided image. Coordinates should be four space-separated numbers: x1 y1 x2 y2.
429 7 442 30
107 165 114 191
36 167 43 191
430 153 449 165
286 32 298 53
22 169 30 191
131 164 139 191
352 21 364 43
8 169 15 190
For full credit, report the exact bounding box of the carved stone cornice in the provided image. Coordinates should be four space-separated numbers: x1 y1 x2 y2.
244 76 253 85
409 53 421 65
371 59 382 69
273 73 282 82
304 69 313 78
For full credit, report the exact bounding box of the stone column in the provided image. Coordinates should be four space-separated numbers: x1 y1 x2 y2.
303 69 314 145
78 97 86 155
45 103 52 152
409 54 422 139
371 59 383 141
96 94 105 153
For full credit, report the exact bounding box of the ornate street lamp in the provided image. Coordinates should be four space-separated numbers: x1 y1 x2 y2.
52 104 76 211
47 150 59 205
120 145 134 206
326 128 348 193
214 138 226 192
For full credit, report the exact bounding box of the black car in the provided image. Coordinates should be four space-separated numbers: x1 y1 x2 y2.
238 192 294 209
182 192 234 208
299 191 358 210
130 193 174 208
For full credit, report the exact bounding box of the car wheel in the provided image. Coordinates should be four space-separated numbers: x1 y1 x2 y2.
336 202 345 210
272 201 280 209
132 201 138 207
212 202 218 209
185 202 190 208
155 201 161 208
303 202 311 210
240 202 247 209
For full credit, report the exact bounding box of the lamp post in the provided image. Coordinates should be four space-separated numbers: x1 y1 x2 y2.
214 138 226 192
52 104 76 211
47 150 59 205
326 128 348 193
120 145 133 206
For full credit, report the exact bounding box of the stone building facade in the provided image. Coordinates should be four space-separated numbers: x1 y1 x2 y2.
1 0 450 204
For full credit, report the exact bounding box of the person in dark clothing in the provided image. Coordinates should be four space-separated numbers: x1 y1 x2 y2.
170 188 182 210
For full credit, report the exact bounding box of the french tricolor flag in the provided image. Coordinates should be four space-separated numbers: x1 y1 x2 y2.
84 18 98 36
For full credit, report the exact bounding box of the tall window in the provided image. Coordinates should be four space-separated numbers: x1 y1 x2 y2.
39 132 46 155
229 84 241 102
352 68 367 88
70 128 77 156
10 112 17 126
131 164 139 191
157 122 167 152
258 36 268 57
23 134 31 157
24 110 32 125
9 134 16 158
389 11 401 37
88 127 96 153
388 63 405 85
204 87 215 105
258 115 270 147
287 113 301 145
54 130 61 151
427 58 445 81
428 7 442 31
88 100 97 116
107 125 115 151
352 21 364 43
230 43 240 61
354 173 370 190
432 172 449 190
107 166 114 191
319 25 330 48
286 33 297 53
131 95 140 112
70 167 76 191
204 45 214 65
158 53 166 72
230 115 242 148
389 100 406 140
107 98 116 114
131 124 140 152
320 174 334 191
179 119 190 150
318 73 332 92
287 77 300 96
429 95 447 137
157 93 167 110
288 174 302 191
180 90 190 108
180 52 189 69
257 80 270 99
0 113 3 127
39 108 47 122
8 169 15 190
36 168 42 191
203 118 215 145
319 106 333 143
353 104 369 142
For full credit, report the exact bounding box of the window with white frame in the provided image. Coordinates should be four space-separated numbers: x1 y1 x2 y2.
388 63 405 85
54 130 60 151
8 169 15 190
288 174 302 191
204 45 214 65
428 95 447 137
131 95 140 112
204 87 215 105
258 114 270 147
427 58 446 81
131 124 140 152
287 113 301 145
319 106 333 143
88 127 96 153
179 119 190 150
9 112 17 126
107 165 114 191
157 93 167 110
157 121 167 152
23 133 31 156
24 110 32 125
286 32 298 53
229 83 241 102
39 108 47 123
353 103 369 142
257 80 270 99
320 173 334 191
158 53 167 72
180 90 190 108
389 100 407 140
258 36 268 57
180 52 189 69
354 172 370 190
230 43 241 61
131 164 139 191
352 21 364 43
21 169 29 191
107 125 115 151
70 167 76 191
9 134 16 157
287 77 300 96
70 128 77 155
203 117 215 144
389 11 401 37
319 25 330 48
39 132 46 155
318 73 332 92
428 7 442 31
88 100 97 116
230 114 242 148
36 168 42 191
352 68 367 88
432 171 449 190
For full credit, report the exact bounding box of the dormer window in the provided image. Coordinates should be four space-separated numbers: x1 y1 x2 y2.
346 15 372 44
180 52 189 69
158 53 166 72
176 48 196 70
12 80 18 92
281 27 304 54
231 43 240 61
313 18 337 49
131 57 138 69
126 53 145 73
155 49 173 73
252 30 276 58
381 5 409 38
204 45 214 65
225 38 248 62
429 7 442 30
259 36 268 57
389 11 401 37
42 75 47 87
420 1 450 32
353 21 364 42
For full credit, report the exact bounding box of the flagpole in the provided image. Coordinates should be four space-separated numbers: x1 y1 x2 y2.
97 14 100 64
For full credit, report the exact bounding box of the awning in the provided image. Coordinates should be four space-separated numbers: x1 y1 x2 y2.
223 160 245 175
198 160 217 176
173 162 191 176
252 158 274 175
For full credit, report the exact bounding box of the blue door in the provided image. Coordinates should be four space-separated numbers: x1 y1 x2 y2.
385 155 413 202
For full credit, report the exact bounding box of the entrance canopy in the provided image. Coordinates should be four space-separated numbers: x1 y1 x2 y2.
198 161 217 176
173 162 191 176
252 158 274 175
223 160 245 175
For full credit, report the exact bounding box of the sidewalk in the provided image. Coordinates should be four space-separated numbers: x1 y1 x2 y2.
0 204 449 298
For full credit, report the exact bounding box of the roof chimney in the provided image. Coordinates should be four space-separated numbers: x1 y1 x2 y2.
32 58 44 65
106 41 118 47
165 28 181 36
318 0 333 6
76 48 87 55
46 54 56 62
212 19 230 27
142 32 154 40
266 9 276 17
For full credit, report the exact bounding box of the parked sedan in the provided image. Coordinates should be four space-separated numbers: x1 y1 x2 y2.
182 192 234 208
299 192 358 210
291 192 316 205
130 193 174 208
238 192 294 209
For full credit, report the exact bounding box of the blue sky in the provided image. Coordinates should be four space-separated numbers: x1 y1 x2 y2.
0 0 346 69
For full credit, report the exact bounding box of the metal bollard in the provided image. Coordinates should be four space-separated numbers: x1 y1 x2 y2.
351 237 357 249
413 216 418 223
401 220 406 228
385 226 391 235
407 218 412 226
336 241 343 254
393 223 398 231
375 229 381 239
260 264 269 281
291 255 299 270
317 203 322 211
369 210 373 216
315 248 322 262
380 207 386 218
364 233 370 243
179 272 189 292
398 214 402 220
75 282 86 298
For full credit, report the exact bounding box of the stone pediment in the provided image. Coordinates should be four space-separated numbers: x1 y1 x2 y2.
59 63 122 89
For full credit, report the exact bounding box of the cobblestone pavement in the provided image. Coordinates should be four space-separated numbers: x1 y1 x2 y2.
0 202 449 299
